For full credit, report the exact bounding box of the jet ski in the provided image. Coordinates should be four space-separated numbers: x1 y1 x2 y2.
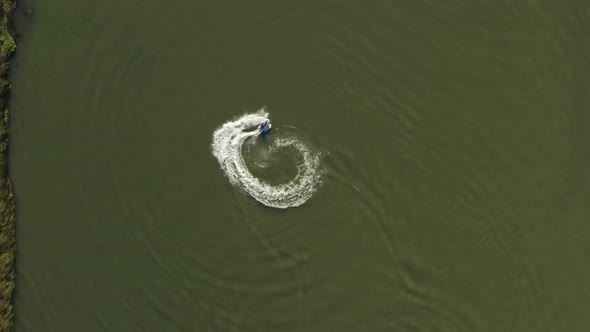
258 119 272 133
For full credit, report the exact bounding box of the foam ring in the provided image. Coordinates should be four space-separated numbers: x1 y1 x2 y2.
212 110 323 209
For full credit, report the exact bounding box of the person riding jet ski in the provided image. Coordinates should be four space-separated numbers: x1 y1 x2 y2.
258 119 271 133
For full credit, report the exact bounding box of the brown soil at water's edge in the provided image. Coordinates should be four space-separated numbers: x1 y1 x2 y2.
0 0 16 331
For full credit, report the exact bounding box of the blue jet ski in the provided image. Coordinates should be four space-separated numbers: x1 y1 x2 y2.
258 119 272 133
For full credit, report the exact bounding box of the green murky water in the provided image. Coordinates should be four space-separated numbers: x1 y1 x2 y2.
9 1 590 331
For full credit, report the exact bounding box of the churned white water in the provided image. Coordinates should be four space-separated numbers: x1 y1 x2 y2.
211 110 323 209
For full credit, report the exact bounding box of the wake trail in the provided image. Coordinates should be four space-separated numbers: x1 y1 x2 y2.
211 110 323 209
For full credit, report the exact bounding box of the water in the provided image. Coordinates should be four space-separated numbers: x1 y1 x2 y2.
9 1 590 331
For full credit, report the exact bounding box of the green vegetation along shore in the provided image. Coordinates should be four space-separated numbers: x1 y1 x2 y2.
0 0 15 331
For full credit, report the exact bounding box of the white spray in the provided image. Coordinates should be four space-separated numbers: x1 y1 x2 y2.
211 110 323 209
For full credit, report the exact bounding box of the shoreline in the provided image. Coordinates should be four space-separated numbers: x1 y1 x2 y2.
0 0 16 331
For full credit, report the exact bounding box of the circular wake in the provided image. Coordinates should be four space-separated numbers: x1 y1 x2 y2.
212 110 323 209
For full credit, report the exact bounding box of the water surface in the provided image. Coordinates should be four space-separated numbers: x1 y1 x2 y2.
10 1 590 331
